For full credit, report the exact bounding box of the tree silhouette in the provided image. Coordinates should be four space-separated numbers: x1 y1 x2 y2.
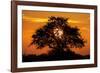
30 16 85 56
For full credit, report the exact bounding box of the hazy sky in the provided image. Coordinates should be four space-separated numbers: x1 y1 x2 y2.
22 10 90 56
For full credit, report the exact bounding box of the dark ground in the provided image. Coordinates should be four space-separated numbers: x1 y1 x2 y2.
22 49 90 62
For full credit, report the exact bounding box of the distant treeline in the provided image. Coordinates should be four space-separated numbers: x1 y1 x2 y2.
22 49 90 62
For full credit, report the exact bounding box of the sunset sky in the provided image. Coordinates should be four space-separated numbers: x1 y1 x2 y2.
22 10 90 56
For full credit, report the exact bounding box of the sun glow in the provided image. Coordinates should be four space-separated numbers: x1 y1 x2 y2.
68 20 80 23
23 15 48 23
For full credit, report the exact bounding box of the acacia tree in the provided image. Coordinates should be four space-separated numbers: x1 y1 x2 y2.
30 16 85 55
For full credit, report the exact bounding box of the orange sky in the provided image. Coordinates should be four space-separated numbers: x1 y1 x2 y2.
22 10 90 56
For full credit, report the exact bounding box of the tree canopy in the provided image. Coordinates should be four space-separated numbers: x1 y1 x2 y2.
30 16 85 53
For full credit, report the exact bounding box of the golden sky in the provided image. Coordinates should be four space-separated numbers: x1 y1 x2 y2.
22 10 90 56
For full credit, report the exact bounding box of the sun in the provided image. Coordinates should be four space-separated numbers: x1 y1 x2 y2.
53 28 63 39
